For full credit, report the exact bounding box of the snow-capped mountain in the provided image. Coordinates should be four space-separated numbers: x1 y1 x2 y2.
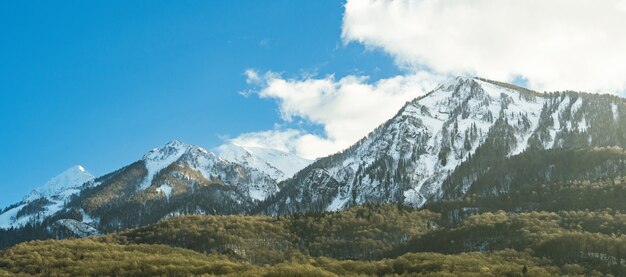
259 77 626 215
180 142 280 201
138 140 194 191
5 76 626 247
0 165 95 229
217 143 313 181
24 165 95 202
0 140 293 232
53 140 282 232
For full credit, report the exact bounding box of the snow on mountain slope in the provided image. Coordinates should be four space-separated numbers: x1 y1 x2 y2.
217 143 313 181
264 76 626 216
139 140 193 190
52 219 100 237
138 140 286 200
0 204 27 229
1 140 288 231
179 144 280 201
60 141 284 231
1 165 95 229
156 184 173 200
24 165 95 202
337 77 545 207
263 77 551 213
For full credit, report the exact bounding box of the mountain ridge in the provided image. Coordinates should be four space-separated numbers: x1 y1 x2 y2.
257 76 626 215
0 140 309 231
3 76 626 245
216 142 313 181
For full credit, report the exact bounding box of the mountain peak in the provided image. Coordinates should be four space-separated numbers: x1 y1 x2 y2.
24 165 95 202
164 139 185 147
42 165 94 192
143 140 194 159
436 76 476 89
263 77 552 213
217 143 313 181
139 140 196 190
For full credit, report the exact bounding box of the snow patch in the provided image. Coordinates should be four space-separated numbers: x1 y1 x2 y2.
571 97 583 114
579 117 589 132
54 219 100 237
156 184 173 200
545 96 571 149
248 188 267 201
0 204 27 229
508 99 545 156
81 209 96 225
326 196 349 211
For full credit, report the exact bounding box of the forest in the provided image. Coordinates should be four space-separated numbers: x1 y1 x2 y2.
3 202 626 276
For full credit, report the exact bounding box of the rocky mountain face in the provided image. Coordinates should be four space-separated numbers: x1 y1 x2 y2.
257 77 626 215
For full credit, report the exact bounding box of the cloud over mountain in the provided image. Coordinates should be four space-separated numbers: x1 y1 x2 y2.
342 0 626 94
229 0 626 159
231 70 443 159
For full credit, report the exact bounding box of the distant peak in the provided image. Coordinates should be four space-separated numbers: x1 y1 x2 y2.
144 140 194 160
216 142 313 181
70 165 86 172
139 140 195 190
24 165 96 201
165 139 185 147
61 165 92 176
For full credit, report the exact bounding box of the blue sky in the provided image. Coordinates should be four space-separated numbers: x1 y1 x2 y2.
0 1 401 206
2 0 625 207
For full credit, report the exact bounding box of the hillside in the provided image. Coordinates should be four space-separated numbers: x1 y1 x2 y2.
2 204 625 276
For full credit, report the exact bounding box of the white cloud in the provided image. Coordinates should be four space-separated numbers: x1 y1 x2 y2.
229 70 444 159
228 0 626 159
342 0 626 94
244 69 261 84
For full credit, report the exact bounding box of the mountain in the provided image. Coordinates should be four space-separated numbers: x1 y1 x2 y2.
6 77 626 275
258 77 626 215
57 140 284 232
0 165 95 229
216 143 313 181
4 76 626 250
0 140 310 236
24 165 95 202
